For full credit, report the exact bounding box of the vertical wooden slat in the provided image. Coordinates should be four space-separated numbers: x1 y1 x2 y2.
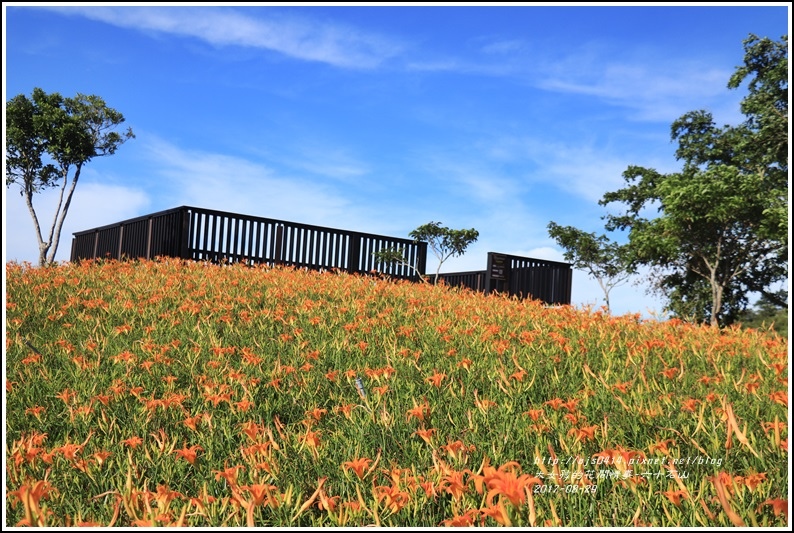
145 219 153 260
275 225 284 263
117 225 124 260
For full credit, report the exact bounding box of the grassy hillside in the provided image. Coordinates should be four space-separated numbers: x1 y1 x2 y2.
5 258 789 526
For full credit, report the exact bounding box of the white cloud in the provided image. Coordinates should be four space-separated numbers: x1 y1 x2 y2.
536 52 736 122
44 6 404 69
143 139 356 226
480 38 527 55
266 143 371 183
471 135 633 204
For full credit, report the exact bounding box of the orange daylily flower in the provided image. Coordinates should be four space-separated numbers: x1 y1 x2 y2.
153 484 181 510
215 464 244 486
373 385 390 396
567 424 598 443
406 401 430 422
759 498 788 519
612 381 631 393
22 447 42 465
57 442 85 460
234 399 253 412
474 395 497 411
122 436 143 449
306 407 327 421
439 470 468 500
419 479 438 499
442 440 475 462
443 509 483 527
93 394 111 406
302 430 321 447
486 470 541 507
56 388 76 405
561 398 580 412
183 415 202 431
661 489 687 507
8 480 56 527
413 427 437 444
648 439 676 455
239 421 264 441
93 450 112 465
426 370 446 388
544 398 564 410
373 485 410 513
743 472 767 490
334 403 354 419
769 391 787 407
21 354 42 365
480 502 512 526
173 444 203 464
681 398 700 412
301 430 321 459
342 456 373 479
457 358 473 370
761 420 786 434
240 483 279 508
316 489 340 512
25 406 45 418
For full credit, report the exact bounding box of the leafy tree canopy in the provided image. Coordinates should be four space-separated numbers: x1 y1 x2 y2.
374 221 479 283
6 88 134 266
600 34 787 327
546 222 632 313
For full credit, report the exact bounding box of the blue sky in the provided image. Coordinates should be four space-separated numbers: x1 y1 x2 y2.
3 3 789 318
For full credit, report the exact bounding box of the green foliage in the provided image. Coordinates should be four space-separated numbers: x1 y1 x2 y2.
600 34 788 328
374 222 479 284
738 293 789 337
6 87 135 266
546 222 632 313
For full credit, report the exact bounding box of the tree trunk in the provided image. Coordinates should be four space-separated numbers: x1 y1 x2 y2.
46 164 82 264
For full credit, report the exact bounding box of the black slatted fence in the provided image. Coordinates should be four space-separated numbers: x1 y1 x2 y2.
439 252 572 305
71 207 571 303
71 206 427 281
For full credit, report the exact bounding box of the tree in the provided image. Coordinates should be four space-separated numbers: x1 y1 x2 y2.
738 293 789 336
374 221 479 284
546 222 632 313
6 88 135 266
600 34 787 327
